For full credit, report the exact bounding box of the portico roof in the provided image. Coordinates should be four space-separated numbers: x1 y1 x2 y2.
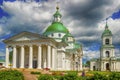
3 31 67 48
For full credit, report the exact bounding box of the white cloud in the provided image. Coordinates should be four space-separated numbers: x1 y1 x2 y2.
83 50 100 60
0 0 120 60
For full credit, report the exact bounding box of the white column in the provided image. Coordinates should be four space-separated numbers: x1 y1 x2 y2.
79 57 82 71
37 45 42 69
52 47 55 70
20 45 25 68
29 45 33 68
113 62 115 71
112 62 113 71
13 46 17 68
115 62 116 71
62 52 65 70
103 62 104 71
47 45 51 69
5 46 9 68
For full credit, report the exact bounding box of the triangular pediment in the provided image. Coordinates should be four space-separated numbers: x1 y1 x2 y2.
4 31 44 43
14 35 38 41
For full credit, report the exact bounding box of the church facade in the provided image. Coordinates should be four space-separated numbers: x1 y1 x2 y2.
3 6 83 71
90 23 120 71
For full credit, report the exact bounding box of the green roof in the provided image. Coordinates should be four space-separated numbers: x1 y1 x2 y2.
0 60 5 62
53 10 62 17
44 22 69 35
62 33 74 43
101 44 114 49
74 43 81 49
102 24 112 37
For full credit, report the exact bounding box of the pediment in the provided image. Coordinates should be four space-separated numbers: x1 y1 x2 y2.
4 31 43 43
14 35 38 41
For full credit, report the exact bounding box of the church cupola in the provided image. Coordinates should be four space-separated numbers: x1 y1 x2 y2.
43 3 69 42
53 4 62 22
102 21 113 45
102 21 112 38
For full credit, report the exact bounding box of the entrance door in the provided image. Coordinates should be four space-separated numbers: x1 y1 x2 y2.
106 63 109 70
33 60 37 68
93 66 96 71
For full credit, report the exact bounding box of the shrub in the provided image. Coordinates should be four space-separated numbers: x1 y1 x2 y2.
38 74 54 80
88 73 108 80
59 71 79 80
31 71 41 75
109 72 120 80
0 70 24 80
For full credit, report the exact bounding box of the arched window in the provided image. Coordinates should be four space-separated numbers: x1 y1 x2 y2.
58 33 61 37
106 51 110 58
105 39 109 44
51 33 54 37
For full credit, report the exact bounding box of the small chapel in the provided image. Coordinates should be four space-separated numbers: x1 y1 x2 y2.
3 5 83 71
90 22 120 71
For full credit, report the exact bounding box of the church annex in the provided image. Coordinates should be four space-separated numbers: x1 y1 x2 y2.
3 6 83 71
90 22 120 71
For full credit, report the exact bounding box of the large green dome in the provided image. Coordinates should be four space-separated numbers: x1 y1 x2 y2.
44 22 69 35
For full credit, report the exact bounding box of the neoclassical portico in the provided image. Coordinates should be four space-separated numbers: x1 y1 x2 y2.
4 32 57 69
6 44 56 69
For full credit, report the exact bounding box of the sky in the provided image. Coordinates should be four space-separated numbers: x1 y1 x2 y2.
0 0 120 62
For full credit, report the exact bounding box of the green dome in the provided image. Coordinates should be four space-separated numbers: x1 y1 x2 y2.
62 33 74 43
102 29 112 37
74 43 81 49
44 22 69 35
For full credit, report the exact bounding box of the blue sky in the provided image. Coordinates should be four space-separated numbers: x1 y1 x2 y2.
0 0 120 62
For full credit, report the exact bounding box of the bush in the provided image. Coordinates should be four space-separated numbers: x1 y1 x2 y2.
0 70 24 80
31 71 41 75
60 71 79 80
38 74 54 80
88 73 108 80
109 72 120 80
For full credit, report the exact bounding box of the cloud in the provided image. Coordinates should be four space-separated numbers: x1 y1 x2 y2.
0 0 120 60
83 50 100 61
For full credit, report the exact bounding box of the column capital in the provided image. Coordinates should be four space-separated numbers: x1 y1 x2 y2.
28 44 33 47
20 45 24 47
36 44 42 47
12 45 17 48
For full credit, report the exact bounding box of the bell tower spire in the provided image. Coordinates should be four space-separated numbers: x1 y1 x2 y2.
53 2 62 22
105 19 108 30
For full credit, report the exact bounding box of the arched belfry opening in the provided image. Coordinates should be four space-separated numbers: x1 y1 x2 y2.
106 51 110 58
105 39 110 45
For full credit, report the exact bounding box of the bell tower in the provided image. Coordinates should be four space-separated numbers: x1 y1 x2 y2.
100 21 115 71
101 21 115 58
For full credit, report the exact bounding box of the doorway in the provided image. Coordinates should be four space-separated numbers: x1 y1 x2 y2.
33 60 37 68
106 63 109 70
93 66 96 71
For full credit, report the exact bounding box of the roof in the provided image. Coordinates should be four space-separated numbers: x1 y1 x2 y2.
3 31 57 45
102 24 112 37
62 33 74 43
66 43 82 53
101 44 115 49
0 60 5 62
90 58 99 61
43 22 69 35
53 10 62 17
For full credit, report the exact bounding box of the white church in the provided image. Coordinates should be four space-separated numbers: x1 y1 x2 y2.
90 22 120 71
3 5 83 71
